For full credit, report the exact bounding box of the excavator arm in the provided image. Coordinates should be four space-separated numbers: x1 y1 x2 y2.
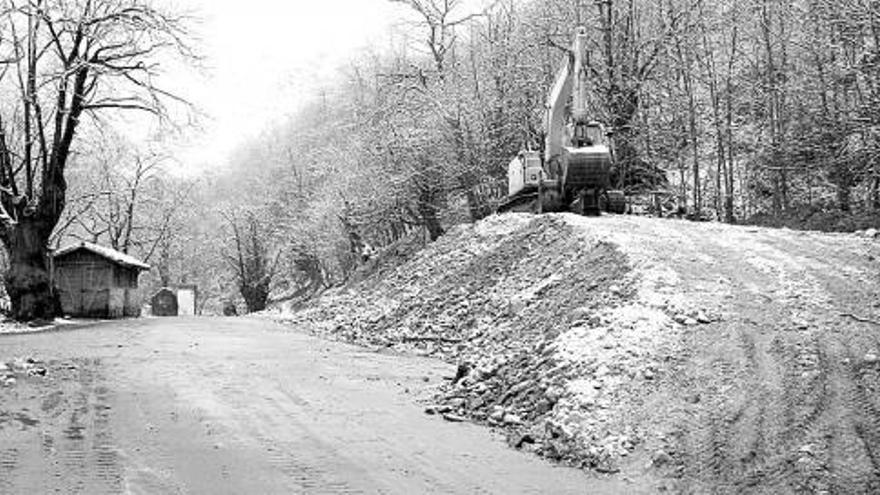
544 56 573 164
544 27 590 163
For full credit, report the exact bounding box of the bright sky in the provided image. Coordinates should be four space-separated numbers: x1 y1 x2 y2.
169 0 405 170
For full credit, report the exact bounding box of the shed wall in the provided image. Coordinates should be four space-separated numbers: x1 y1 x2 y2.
54 249 144 318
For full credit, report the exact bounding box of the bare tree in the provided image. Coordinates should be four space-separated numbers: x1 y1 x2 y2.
389 0 497 74
62 141 167 254
0 0 195 319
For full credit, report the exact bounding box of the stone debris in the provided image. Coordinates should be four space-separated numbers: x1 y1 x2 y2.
442 413 466 423
652 449 673 467
0 357 49 384
513 433 536 448
28 366 47 377
503 413 523 426
694 311 712 324
857 228 878 239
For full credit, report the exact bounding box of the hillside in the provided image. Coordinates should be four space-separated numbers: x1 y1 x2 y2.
270 213 880 493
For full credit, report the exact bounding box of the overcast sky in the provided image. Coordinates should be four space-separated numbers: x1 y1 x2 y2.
170 0 404 169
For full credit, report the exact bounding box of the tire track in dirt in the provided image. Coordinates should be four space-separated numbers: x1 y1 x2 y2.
60 361 95 494
92 384 122 488
786 338 833 493
658 236 787 494
214 380 368 494
725 328 772 493
754 233 880 494
842 340 880 492
676 327 794 494
630 220 878 494
732 335 832 492
0 448 18 492
20 358 124 494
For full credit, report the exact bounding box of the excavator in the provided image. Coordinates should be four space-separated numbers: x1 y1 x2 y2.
498 27 626 215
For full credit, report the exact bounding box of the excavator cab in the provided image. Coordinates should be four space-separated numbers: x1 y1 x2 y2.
572 123 592 147
507 150 543 197
584 122 605 147
570 121 606 147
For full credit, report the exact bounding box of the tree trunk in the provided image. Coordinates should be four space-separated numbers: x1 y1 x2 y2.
838 184 851 212
678 159 687 211
772 168 782 213
873 162 879 210
418 186 445 241
686 69 701 218
465 188 493 222
420 201 445 241
610 91 640 190
836 168 853 212
240 281 269 313
724 25 738 224
3 220 59 320
614 133 639 190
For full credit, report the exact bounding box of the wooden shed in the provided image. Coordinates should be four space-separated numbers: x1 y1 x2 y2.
52 242 150 318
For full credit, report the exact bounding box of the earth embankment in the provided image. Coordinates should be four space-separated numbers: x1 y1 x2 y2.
273 212 880 493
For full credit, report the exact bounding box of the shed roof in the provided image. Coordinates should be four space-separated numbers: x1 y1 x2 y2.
53 241 151 271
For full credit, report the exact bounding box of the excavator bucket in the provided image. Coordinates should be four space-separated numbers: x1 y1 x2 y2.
562 147 611 192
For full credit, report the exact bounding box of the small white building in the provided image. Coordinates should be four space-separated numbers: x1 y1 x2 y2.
176 285 197 316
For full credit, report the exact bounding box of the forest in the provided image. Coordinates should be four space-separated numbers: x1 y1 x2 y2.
1 0 879 317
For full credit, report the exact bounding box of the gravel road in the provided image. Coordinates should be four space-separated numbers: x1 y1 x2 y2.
0 317 633 494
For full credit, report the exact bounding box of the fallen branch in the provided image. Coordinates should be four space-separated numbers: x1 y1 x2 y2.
400 336 463 344
841 313 880 326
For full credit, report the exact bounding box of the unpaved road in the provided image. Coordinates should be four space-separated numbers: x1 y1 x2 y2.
0 317 632 494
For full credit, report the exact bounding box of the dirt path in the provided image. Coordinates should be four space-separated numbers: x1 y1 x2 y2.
0 317 635 494
563 215 880 493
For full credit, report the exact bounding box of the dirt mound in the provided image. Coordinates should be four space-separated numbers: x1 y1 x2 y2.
270 214 686 472
271 212 880 492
